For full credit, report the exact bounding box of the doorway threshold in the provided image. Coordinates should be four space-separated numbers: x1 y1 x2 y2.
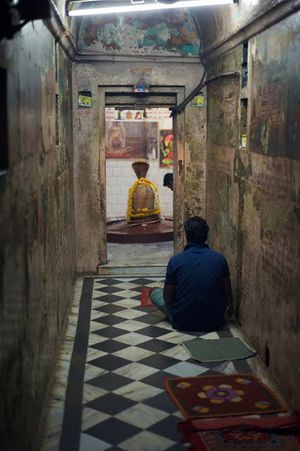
97 264 166 276
98 242 173 275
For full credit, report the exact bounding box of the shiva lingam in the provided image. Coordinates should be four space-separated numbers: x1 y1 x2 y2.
127 160 161 224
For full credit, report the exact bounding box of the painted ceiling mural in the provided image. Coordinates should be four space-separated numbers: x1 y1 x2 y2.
75 11 200 56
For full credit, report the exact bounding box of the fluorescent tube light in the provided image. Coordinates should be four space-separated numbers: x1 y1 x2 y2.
68 0 234 17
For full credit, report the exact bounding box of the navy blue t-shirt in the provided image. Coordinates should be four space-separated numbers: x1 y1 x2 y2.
165 244 230 331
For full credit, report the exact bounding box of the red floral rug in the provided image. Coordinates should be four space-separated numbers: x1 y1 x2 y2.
140 287 154 306
165 374 287 419
178 414 300 450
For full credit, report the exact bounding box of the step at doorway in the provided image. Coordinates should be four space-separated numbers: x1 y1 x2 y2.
98 242 173 275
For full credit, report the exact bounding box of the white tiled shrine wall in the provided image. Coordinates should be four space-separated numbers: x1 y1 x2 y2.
105 108 173 221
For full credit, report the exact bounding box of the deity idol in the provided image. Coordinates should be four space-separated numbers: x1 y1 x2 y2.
127 160 161 223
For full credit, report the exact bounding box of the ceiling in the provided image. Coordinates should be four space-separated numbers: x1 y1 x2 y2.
61 0 282 60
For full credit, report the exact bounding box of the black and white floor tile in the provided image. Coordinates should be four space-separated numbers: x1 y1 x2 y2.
46 276 253 451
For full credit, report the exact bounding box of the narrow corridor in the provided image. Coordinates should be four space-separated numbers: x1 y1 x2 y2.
42 275 285 451
2 2 300 450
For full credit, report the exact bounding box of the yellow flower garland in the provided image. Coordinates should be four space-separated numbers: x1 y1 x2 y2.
127 177 161 222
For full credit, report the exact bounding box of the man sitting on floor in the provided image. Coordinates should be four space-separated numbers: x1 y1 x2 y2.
150 216 232 332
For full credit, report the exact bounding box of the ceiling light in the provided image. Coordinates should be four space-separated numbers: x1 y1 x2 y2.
68 0 235 17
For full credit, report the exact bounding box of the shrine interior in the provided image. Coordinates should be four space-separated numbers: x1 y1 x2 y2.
1 1 300 450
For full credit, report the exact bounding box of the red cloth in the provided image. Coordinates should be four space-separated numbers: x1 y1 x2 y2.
178 414 300 450
140 287 153 306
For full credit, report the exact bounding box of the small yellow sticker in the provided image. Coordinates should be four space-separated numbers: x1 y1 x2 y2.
191 95 205 107
78 93 92 108
241 134 247 148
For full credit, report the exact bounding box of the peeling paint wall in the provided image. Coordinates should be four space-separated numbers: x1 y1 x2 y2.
242 14 300 409
73 62 206 271
0 20 75 451
205 12 300 410
74 10 200 57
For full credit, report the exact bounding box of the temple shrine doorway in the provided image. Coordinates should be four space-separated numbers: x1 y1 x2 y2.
104 106 174 266
98 86 186 266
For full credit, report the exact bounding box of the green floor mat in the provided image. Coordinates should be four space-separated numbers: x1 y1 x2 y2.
182 337 256 362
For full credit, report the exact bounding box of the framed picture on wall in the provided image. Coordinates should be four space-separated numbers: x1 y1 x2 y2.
160 129 174 167
105 121 158 159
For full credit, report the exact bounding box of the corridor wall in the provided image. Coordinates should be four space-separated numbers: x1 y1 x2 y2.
201 5 300 411
0 18 76 451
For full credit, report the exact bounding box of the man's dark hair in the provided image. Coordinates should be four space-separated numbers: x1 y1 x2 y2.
184 216 209 244
163 173 173 187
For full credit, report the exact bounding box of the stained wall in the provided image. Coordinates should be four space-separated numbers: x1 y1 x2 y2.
204 11 300 409
194 0 287 51
0 19 75 451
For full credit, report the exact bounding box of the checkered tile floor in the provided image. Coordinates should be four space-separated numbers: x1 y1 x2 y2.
61 276 252 451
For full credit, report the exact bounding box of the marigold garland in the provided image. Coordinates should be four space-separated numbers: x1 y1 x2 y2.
127 177 161 222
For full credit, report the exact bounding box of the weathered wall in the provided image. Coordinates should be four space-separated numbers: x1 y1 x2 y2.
205 12 300 410
194 0 288 53
205 50 240 296
185 96 207 216
241 15 300 409
73 62 206 271
0 19 75 451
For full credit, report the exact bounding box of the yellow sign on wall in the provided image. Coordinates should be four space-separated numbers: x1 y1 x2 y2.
191 94 205 107
78 91 92 108
241 134 247 149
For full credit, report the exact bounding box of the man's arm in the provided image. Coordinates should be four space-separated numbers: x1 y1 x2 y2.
164 257 176 306
221 277 233 314
163 283 176 306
